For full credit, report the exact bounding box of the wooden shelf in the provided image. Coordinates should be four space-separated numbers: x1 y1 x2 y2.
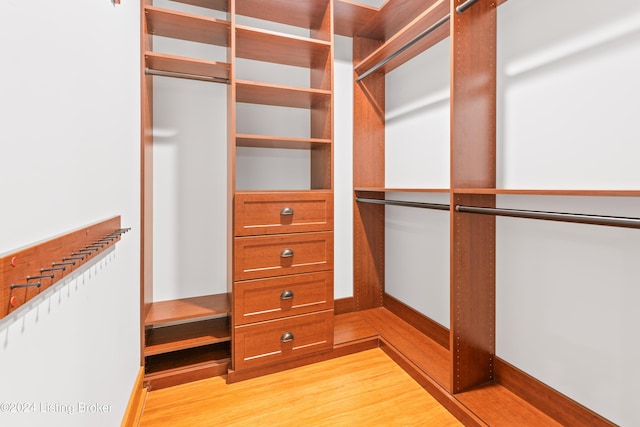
144 343 231 390
355 187 450 193
145 317 230 357
170 0 229 12
455 188 640 197
236 25 331 68
145 52 230 82
145 294 230 326
235 0 330 33
354 0 449 78
145 6 230 46
236 134 331 149
355 0 440 41
334 0 378 37
236 80 331 109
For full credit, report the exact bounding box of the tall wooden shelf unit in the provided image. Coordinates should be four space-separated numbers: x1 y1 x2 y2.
141 0 233 390
229 0 335 380
141 0 336 388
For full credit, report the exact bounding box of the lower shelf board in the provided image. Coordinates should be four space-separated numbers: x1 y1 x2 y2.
145 343 230 390
145 317 230 356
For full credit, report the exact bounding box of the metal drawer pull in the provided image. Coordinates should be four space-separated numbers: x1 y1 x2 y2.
280 207 294 216
280 248 294 258
280 332 294 343
280 290 294 300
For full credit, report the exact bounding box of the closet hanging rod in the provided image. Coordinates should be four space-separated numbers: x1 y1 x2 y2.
145 68 230 84
355 13 451 82
455 205 640 229
456 0 481 14
356 197 450 211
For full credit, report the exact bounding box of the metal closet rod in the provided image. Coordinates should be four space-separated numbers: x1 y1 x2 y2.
456 0 482 14
356 197 640 228
355 13 451 82
455 205 640 229
145 68 230 84
356 197 450 211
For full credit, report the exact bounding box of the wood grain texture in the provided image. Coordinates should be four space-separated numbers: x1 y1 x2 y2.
357 0 440 41
145 317 230 356
359 307 450 389
120 367 146 427
450 193 496 393
236 25 331 68
233 272 333 325
449 0 497 395
145 52 230 81
334 0 378 37
170 0 229 12
354 0 449 78
353 36 385 311
235 0 330 35
144 6 230 46
144 293 230 326
141 0 154 363
235 134 331 149
0 216 123 318
234 232 334 281
144 343 230 390
384 293 449 350
494 357 617 427
140 348 464 427
233 310 334 370
450 0 496 189
234 191 333 236
236 80 331 108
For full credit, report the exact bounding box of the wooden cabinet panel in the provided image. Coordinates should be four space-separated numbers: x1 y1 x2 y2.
234 310 334 370
234 272 333 325
234 232 333 281
235 192 333 236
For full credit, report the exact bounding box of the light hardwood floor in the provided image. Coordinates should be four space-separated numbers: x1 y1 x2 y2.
140 348 463 426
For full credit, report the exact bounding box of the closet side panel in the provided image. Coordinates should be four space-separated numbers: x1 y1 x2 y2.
353 36 385 310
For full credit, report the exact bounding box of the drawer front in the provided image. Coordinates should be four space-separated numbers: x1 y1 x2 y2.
233 310 333 370
234 272 333 325
234 232 333 281
235 192 333 236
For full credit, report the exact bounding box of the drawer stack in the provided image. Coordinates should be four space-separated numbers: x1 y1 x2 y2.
232 191 334 371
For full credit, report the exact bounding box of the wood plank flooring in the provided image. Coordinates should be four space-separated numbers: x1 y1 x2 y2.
140 348 463 426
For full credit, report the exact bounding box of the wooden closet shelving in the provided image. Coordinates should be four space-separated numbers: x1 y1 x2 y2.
236 134 331 149
354 0 449 78
235 81 331 108
141 0 233 389
229 0 335 381
355 187 450 193
144 6 230 45
141 0 630 423
236 26 331 67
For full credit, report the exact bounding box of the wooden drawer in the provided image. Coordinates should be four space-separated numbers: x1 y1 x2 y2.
234 272 333 325
234 191 333 236
234 232 333 281
233 310 333 370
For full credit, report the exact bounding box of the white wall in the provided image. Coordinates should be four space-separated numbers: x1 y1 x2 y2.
385 38 451 326
495 1 640 425
381 0 640 424
0 1 140 427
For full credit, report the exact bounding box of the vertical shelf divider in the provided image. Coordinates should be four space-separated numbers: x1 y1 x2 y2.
449 0 497 394
352 36 386 311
